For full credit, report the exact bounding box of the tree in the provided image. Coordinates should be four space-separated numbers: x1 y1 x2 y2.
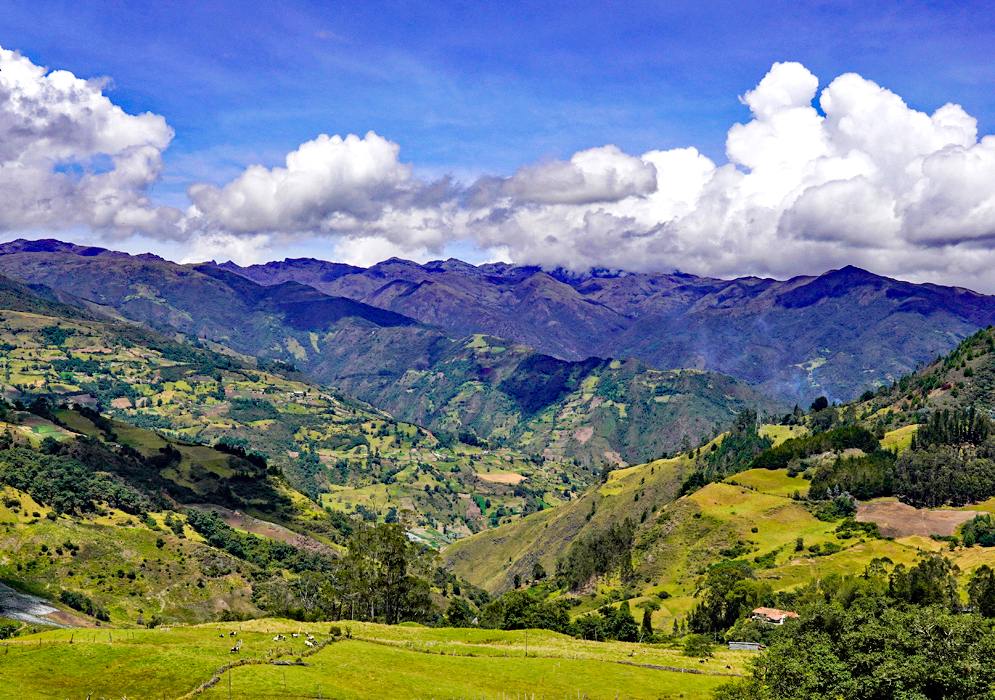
688 561 762 635
636 599 661 639
532 562 547 581
294 571 326 615
444 598 474 627
810 396 829 412
969 565 995 619
714 605 995 700
497 590 570 632
682 634 714 658
333 523 435 624
599 602 639 642
888 554 960 611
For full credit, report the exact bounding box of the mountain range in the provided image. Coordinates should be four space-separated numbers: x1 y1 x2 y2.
218 255 995 404
4 238 995 463
0 239 780 462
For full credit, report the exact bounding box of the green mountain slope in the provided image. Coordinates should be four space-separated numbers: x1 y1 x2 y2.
0 274 592 543
222 256 995 405
0 240 784 463
442 331 995 626
317 334 784 466
0 483 262 625
443 432 995 636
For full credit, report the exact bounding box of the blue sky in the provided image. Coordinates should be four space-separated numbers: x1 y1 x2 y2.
1 1 995 289
4 0 992 193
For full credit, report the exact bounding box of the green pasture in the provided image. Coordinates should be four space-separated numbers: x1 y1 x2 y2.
758 424 807 447
881 424 918 452
3 621 737 700
723 468 809 498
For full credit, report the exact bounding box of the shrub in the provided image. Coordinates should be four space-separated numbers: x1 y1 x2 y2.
682 633 715 657
59 589 109 621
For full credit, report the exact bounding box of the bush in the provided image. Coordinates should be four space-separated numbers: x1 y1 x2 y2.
682 633 715 657
59 589 109 621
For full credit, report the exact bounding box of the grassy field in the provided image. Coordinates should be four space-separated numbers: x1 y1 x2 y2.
2 620 739 700
758 424 807 447
723 468 809 498
880 424 918 452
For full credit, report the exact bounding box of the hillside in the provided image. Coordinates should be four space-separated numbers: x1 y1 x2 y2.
0 402 351 628
0 482 262 625
220 257 995 404
313 333 783 466
443 426 995 634
717 324 995 512
443 331 995 628
0 280 600 545
0 239 781 463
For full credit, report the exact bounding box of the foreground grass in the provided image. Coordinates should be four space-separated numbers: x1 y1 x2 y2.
200 640 728 700
3 620 737 700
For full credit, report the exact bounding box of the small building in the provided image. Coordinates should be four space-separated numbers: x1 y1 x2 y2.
751 607 800 624
729 641 764 651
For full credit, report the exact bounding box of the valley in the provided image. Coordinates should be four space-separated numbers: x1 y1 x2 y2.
0 278 592 546
0 239 782 462
2 243 995 699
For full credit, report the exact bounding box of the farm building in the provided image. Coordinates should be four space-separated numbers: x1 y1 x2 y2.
728 641 764 651
751 607 799 624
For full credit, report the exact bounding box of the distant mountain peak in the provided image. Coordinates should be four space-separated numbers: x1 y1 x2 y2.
0 238 124 258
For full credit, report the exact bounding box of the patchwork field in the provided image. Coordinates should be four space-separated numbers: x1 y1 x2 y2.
0 307 591 543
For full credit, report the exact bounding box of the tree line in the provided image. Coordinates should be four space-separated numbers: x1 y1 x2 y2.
701 553 995 699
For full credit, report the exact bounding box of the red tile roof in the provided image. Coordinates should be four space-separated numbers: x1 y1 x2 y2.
752 607 800 621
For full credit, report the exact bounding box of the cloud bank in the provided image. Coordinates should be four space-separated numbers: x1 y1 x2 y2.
4 47 995 290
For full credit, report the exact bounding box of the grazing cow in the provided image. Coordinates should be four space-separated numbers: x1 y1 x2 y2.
305 640 314 648
291 633 299 638
229 631 237 637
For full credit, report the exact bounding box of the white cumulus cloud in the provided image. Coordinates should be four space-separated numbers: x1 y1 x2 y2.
502 145 657 204
0 46 180 237
453 61 995 290
185 131 460 256
5 47 995 292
